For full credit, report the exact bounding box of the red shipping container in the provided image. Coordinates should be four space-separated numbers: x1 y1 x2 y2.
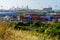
32 16 40 21
40 17 48 22
20 16 28 20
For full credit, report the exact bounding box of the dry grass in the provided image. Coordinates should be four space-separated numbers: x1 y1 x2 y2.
0 22 59 40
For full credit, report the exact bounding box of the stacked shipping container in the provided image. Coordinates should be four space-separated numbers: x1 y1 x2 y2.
18 14 60 22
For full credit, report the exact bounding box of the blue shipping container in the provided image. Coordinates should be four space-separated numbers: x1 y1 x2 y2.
46 16 53 21
28 16 32 21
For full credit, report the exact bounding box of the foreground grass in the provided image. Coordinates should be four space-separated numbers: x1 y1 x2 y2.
0 22 59 40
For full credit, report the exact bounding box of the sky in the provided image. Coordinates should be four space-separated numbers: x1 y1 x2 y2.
0 0 60 10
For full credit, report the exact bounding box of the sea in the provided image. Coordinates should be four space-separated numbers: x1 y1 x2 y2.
0 12 17 17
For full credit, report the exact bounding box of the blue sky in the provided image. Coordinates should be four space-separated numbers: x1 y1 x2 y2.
0 0 60 10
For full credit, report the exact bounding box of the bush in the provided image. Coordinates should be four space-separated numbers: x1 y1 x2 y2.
10 22 16 28
13 21 60 37
14 26 30 30
45 28 56 36
16 22 25 26
34 27 47 33
25 22 30 26
16 22 33 26
34 21 42 27
14 22 32 30
45 27 60 36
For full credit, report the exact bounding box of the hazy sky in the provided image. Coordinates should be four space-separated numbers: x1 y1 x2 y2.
0 0 60 10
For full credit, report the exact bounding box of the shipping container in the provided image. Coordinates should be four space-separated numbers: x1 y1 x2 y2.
45 16 53 21
32 16 40 21
40 17 48 22
28 16 32 21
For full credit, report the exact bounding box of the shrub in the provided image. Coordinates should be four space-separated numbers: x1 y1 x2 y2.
14 26 31 30
45 28 56 36
34 27 46 33
45 27 60 36
25 22 30 26
34 21 42 27
16 22 25 26
10 22 16 28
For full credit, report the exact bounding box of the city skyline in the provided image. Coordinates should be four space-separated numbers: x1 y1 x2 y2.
0 0 60 10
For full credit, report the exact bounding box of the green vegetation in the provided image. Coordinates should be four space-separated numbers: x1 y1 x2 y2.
11 21 60 37
0 22 60 40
